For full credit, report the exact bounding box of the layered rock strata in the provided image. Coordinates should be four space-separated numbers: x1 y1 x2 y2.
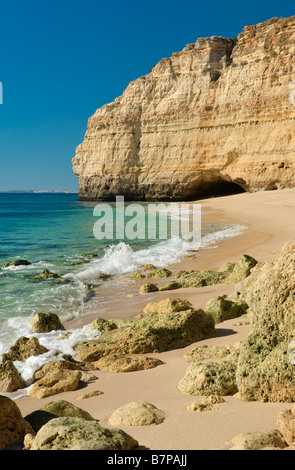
73 16 295 201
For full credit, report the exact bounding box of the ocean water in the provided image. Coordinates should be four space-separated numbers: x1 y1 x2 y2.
0 193 246 395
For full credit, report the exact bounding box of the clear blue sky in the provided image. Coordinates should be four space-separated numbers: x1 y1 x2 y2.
0 0 294 191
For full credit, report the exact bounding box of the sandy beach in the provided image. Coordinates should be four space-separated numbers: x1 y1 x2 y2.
14 188 295 450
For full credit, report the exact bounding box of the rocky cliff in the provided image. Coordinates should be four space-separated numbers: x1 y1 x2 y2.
72 16 295 201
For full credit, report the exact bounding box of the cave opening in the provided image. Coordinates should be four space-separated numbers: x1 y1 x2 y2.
188 179 247 201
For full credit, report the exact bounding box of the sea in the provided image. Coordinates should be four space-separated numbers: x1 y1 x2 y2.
0 192 247 396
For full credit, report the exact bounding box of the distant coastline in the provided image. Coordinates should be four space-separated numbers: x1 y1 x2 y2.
0 190 78 194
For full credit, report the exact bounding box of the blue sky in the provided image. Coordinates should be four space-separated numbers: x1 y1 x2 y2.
0 0 294 191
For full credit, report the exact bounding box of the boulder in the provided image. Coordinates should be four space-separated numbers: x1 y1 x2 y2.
25 400 94 433
0 354 26 392
235 240 295 402
184 344 233 362
74 300 215 362
3 259 31 268
29 369 82 399
146 268 172 278
204 295 249 324
178 359 238 396
0 395 34 450
7 336 48 362
140 264 156 271
226 254 258 284
29 417 138 450
228 429 287 450
109 401 165 426
32 358 94 382
277 406 295 446
130 272 145 279
33 269 61 280
139 283 159 294
30 312 65 333
159 281 182 291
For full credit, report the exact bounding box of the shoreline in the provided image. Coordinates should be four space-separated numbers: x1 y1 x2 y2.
13 188 295 450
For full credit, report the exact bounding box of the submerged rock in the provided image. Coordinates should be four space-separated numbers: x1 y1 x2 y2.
109 401 165 426
3 259 31 268
235 240 295 402
0 395 34 450
30 312 65 333
29 417 138 450
33 269 61 280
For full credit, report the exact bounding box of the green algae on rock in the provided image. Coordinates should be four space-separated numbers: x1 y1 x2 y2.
146 268 172 278
139 282 159 294
28 417 138 450
204 294 249 324
74 298 215 362
3 259 31 268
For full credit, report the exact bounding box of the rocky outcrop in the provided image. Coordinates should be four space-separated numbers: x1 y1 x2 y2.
235 240 295 402
109 401 165 426
0 396 34 450
73 17 295 201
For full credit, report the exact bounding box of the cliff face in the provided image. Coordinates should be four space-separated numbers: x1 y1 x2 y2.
73 16 295 201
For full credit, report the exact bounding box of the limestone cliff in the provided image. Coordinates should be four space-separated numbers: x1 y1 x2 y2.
72 16 295 201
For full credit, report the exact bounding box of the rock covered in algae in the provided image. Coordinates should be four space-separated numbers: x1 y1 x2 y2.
24 400 95 433
109 401 165 426
74 297 215 362
277 406 295 446
146 268 172 278
28 417 138 450
204 294 249 324
235 240 295 402
3 259 31 268
139 282 159 294
178 359 238 396
94 355 164 373
228 429 287 450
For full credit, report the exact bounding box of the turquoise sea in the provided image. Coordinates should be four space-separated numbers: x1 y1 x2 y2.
0 193 246 394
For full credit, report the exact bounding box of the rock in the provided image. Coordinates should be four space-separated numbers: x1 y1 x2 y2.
29 369 82 399
91 317 118 333
109 402 165 426
30 312 65 333
73 17 295 202
143 297 193 315
29 417 138 450
204 294 249 323
81 253 98 259
3 259 31 268
94 355 164 373
139 283 159 294
7 336 49 362
187 395 225 412
32 358 94 382
228 429 287 450
140 264 156 271
159 281 182 291
235 240 295 402
76 390 104 400
146 268 172 278
178 359 238 396
277 406 295 446
33 269 61 280
130 272 145 279
0 354 26 392
225 254 258 284
0 395 34 450
80 371 97 382
177 269 227 287
74 300 215 361
25 400 95 433
99 273 111 279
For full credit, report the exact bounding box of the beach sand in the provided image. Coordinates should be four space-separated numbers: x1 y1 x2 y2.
14 188 295 450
